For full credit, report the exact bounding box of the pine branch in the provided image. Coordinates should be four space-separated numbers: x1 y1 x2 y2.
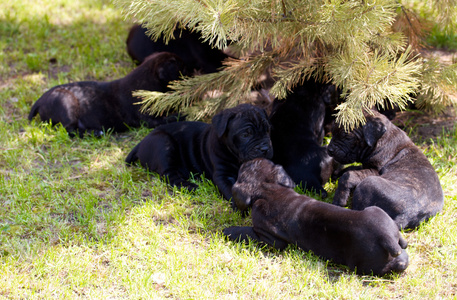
117 0 457 129
329 47 421 131
425 0 457 31
135 54 276 120
416 58 457 112
393 3 429 49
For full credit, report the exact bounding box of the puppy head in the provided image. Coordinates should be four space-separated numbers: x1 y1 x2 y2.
139 52 188 90
232 158 295 211
212 104 273 163
327 110 387 164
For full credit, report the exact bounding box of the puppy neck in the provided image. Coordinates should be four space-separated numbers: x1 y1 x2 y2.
363 124 414 170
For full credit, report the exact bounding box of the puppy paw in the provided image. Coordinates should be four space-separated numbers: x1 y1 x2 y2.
333 187 350 206
318 188 328 199
222 226 258 244
390 250 409 273
181 182 199 192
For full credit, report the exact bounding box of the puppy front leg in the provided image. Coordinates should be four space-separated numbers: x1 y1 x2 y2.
165 172 199 192
212 172 237 201
333 169 378 206
251 199 289 250
222 226 289 250
223 226 261 244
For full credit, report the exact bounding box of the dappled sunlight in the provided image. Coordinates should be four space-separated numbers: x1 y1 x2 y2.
23 74 46 85
0 0 121 26
1 0 457 298
89 146 125 171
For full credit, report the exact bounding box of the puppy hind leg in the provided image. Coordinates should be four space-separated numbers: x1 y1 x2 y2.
142 131 198 191
352 176 410 230
48 88 82 136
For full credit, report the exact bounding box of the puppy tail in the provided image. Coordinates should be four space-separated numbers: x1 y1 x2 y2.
125 143 140 165
28 99 41 121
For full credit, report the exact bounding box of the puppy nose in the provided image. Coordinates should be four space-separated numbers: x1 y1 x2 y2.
260 145 270 153
258 144 272 156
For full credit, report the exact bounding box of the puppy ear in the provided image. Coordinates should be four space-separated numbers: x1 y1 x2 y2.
212 111 235 138
363 118 387 147
273 165 295 188
157 58 182 83
259 107 269 122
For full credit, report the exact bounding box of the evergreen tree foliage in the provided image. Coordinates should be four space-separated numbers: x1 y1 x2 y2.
116 0 457 130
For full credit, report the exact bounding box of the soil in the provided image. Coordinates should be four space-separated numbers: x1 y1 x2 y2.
393 108 456 143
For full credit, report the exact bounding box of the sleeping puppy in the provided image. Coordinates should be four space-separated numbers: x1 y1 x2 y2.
28 52 187 137
269 81 337 197
224 158 409 276
126 24 228 74
125 104 273 205
328 109 444 229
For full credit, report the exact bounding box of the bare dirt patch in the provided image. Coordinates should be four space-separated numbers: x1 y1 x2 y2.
394 107 456 143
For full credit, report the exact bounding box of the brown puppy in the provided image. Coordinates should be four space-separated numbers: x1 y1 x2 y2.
28 52 187 137
224 158 409 276
328 110 444 229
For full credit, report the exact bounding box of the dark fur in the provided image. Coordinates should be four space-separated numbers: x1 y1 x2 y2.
269 81 337 197
224 158 409 276
28 52 187 137
125 104 273 205
328 110 444 229
126 24 228 73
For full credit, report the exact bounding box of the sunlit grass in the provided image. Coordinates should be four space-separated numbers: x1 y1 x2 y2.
1 0 457 299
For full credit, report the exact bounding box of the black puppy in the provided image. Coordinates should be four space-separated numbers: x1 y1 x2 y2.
269 81 336 197
125 104 273 204
126 24 228 73
328 110 444 229
28 52 187 137
224 158 409 276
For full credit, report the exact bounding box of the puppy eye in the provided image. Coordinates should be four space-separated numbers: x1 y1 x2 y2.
242 129 253 138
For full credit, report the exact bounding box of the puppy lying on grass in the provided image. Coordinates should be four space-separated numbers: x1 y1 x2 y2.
224 158 409 276
126 24 228 74
29 52 187 137
328 109 444 229
125 104 273 206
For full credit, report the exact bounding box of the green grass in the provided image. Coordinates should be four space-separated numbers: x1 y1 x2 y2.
427 26 457 50
1 0 457 299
